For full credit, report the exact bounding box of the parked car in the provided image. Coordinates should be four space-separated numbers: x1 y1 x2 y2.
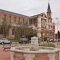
0 38 11 44
55 39 60 42
58 39 60 42
48 39 56 42
19 38 29 44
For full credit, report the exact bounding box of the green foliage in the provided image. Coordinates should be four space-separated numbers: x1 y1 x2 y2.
56 31 60 39
47 43 55 47
14 24 33 40
26 34 37 40
9 38 17 42
39 43 55 47
44 37 47 41
0 19 11 38
40 37 47 42
40 43 48 47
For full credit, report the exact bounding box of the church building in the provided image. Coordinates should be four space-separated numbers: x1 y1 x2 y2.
0 3 55 40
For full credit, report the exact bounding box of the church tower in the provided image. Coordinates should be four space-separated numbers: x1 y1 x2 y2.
47 2 52 23
47 2 52 18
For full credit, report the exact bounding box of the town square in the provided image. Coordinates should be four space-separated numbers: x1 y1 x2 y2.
0 0 60 60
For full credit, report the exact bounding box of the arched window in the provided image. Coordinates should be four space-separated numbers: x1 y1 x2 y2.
18 18 20 23
9 16 11 23
4 14 6 20
23 19 24 24
14 17 16 23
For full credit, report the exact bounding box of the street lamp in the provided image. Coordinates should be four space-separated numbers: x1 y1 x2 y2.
56 18 58 43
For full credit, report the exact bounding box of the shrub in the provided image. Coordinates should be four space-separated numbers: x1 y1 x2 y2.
44 37 47 41
9 38 17 42
39 43 55 47
40 37 47 42
47 43 55 47
26 34 37 40
40 43 48 47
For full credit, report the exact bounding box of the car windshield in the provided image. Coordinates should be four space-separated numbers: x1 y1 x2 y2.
1 38 7 39
0 38 9 41
20 38 28 41
5 39 8 41
0 40 5 42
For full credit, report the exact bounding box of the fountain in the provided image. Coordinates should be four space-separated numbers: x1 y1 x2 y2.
10 36 60 60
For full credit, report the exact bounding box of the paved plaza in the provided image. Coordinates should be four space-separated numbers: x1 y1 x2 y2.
0 45 10 60
0 42 60 60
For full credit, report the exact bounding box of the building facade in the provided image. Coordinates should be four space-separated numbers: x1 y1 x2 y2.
29 3 55 39
0 3 55 39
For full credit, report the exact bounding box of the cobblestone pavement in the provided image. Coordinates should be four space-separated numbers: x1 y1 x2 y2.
0 42 60 60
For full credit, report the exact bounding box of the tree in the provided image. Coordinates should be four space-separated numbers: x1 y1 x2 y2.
56 31 60 39
0 19 11 38
14 23 33 40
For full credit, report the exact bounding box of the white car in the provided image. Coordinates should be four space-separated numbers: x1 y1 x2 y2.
0 38 11 44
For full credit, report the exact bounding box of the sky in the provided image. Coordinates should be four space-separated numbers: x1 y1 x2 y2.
0 0 60 33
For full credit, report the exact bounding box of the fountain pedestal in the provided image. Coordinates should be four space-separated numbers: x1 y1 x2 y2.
30 36 39 51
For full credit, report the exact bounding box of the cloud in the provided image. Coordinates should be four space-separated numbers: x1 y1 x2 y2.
0 0 48 15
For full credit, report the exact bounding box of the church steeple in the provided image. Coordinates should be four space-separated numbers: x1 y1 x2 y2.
47 2 51 13
47 2 52 18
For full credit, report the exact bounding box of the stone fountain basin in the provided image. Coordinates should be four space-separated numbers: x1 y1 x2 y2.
10 46 60 60
11 46 60 53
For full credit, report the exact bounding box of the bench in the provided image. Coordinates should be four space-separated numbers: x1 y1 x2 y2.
3 43 11 51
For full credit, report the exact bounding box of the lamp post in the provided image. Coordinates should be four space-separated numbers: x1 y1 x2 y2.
56 18 58 43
